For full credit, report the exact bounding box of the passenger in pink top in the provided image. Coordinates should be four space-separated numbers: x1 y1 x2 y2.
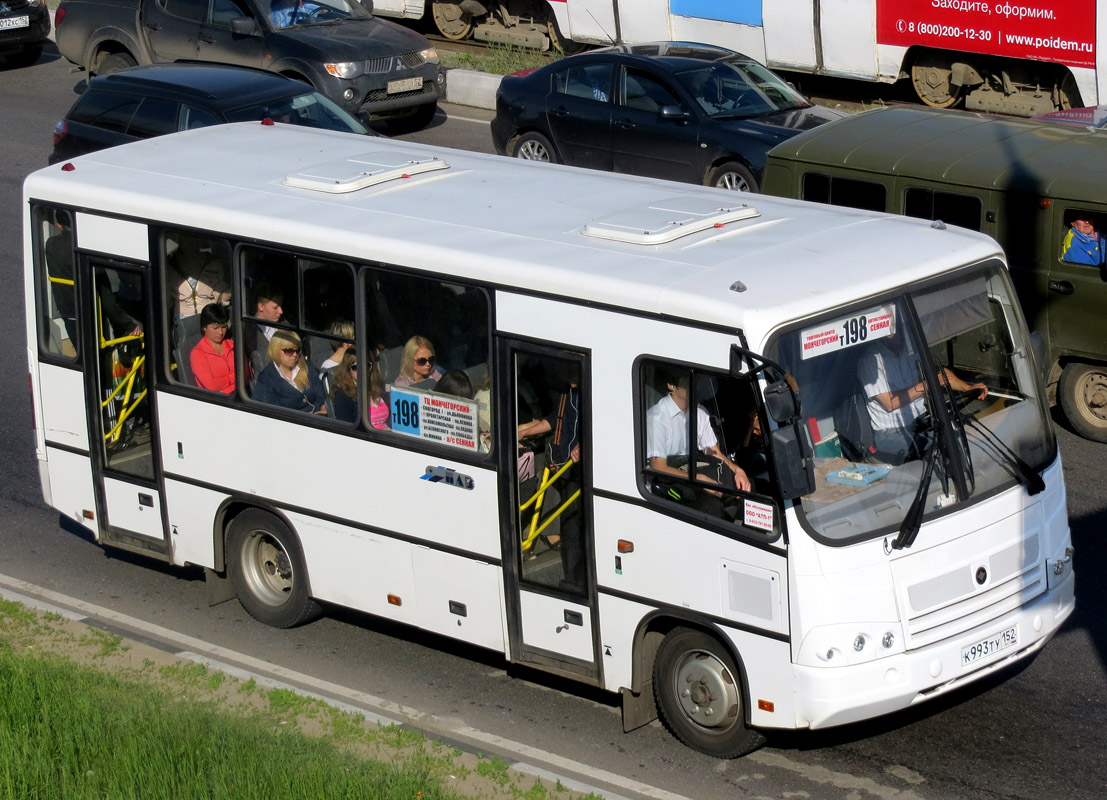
189 304 235 394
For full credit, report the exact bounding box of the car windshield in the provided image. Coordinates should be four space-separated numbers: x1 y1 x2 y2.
264 0 370 29
226 91 369 134
675 59 809 119
767 262 1054 545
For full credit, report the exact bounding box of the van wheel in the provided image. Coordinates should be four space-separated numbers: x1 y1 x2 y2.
96 53 137 76
653 627 766 758
513 131 558 162
1059 362 1107 442
228 510 321 628
708 162 757 192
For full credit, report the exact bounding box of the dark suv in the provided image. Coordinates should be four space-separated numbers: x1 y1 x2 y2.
0 0 51 67
50 62 374 163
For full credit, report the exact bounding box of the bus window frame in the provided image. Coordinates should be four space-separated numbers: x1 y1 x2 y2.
632 354 785 548
32 203 82 365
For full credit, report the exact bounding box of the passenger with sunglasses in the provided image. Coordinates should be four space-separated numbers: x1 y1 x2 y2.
253 330 327 414
393 335 443 387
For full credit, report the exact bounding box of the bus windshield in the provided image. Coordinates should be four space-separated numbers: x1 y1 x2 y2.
769 262 1054 544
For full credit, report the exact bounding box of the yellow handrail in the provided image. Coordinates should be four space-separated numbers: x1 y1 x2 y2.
96 294 147 445
520 458 579 552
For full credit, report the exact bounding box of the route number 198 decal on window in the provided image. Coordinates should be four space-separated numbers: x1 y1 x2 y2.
390 385 480 451
799 305 895 360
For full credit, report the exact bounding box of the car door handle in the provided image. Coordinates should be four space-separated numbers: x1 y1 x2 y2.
550 106 570 118
146 22 160 30
199 33 216 43
1049 280 1075 295
615 118 636 130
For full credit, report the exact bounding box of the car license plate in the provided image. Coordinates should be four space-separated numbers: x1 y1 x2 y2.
961 625 1018 667
387 77 423 94
0 15 30 29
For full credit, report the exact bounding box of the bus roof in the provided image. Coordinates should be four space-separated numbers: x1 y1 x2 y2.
766 106 1107 200
26 123 1001 344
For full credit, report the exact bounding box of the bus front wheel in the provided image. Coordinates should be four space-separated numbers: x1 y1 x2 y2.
228 510 322 628
653 627 766 758
1059 362 1107 442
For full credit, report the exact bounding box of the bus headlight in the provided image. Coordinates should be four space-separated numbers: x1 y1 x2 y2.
325 61 365 79
420 48 440 65
799 622 905 667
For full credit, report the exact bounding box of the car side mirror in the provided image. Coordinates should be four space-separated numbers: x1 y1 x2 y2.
230 17 257 35
360 0 374 12
659 104 690 121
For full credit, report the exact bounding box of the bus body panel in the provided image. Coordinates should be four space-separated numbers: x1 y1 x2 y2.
74 212 149 263
41 447 98 537
103 478 163 539
410 547 506 652
37 364 90 452
160 477 227 568
762 0 815 71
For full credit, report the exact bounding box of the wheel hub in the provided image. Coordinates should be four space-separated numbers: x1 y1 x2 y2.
675 651 739 728
1081 373 1107 419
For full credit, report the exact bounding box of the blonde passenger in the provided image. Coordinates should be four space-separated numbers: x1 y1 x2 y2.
393 335 443 386
330 348 358 423
253 330 327 414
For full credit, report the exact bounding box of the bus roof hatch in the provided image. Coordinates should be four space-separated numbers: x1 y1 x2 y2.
283 150 450 194
581 196 759 245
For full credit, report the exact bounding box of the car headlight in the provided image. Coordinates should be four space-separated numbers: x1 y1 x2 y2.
325 61 365 79
419 48 440 65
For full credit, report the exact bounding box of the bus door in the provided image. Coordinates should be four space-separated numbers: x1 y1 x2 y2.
84 257 169 555
500 342 600 682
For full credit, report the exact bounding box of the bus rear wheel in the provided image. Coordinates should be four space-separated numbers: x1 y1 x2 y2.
1059 362 1107 442
228 510 321 628
911 51 964 108
653 628 766 758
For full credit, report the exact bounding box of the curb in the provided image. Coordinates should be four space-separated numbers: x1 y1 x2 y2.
444 67 501 110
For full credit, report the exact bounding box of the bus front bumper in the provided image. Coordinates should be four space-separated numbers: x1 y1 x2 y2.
790 571 1075 730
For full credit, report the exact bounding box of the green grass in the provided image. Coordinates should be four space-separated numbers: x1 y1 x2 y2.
439 42 561 76
0 646 458 800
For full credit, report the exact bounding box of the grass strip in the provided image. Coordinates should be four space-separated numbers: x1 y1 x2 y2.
0 641 454 800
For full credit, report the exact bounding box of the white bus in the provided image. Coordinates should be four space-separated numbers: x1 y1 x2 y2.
25 123 1074 757
377 0 1103 116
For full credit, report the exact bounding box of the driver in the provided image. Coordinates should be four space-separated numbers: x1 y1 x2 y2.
269 0 330 28
858 326 988 464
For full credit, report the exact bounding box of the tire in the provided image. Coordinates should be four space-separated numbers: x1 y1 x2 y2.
653 627 766 758
512 131 558 163
227 509 322 628
96 53 137 76
1058 362 1107 442
707 161 757 193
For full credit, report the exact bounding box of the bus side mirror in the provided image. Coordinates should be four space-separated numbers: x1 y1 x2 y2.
771 422 816 500
764 378 799 423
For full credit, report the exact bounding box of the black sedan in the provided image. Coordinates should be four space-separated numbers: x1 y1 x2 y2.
491 42 845 192
50 63 374 164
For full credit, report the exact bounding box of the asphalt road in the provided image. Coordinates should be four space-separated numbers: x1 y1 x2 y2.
2 46 1105 800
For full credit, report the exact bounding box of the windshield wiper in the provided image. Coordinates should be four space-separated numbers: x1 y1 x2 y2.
893 425 938 550
935 364 976 494
962 415 1045 495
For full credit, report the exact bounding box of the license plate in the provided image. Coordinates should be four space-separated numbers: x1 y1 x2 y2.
0 15 30 29
387 77 423 94
961 625 1019 667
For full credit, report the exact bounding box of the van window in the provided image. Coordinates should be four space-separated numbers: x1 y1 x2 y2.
801 173 886 212
1059 209 1106 266
904 188 982 231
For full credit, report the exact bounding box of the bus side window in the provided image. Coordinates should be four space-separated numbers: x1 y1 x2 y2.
364 267 492 453
162 229 233 388
37 207 79 359
639 360 771 528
